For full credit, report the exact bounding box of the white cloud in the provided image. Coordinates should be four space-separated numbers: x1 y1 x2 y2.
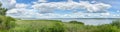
5 0 116 18
38 0 47 3
112 14 120 17
6 8 120 18
91 1 96 3
7 9 86 18
101 13 110 16
68 0 73 2
87 3 111 13
15 3 28 8
7 8 26 14
0 0 16 9
6 8 37 16
117 10 120 12
32 1 111 13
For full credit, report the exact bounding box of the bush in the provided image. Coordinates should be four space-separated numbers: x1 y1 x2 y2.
50 22 65 32
0 16 16 30
69 21 84 25
40 22 65 32
111 20 120 28
92 24 120 32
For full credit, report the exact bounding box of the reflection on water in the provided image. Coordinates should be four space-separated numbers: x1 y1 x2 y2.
47 18 119 25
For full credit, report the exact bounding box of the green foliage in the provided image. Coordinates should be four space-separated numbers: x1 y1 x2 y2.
0 2 2 7
0 2 7 16
40 22 65 32
69 21 84 25
92 24 120 32
0 8 7 15
111 20 120 28
49 22 65 32
0 18 120 32
10 20 65 32
0 2 16 32
0 16 16 30
7 20 120 32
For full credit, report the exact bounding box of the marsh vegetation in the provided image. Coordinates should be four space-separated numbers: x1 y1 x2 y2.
0 17 120 32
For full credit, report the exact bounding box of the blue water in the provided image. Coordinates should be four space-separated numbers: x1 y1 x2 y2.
22 18 119 25
47 18 118 25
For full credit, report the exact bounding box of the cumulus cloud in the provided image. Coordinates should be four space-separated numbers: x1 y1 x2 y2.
0 0 16 9
113 15 120 17
38 0 47 3
7 9 31 16
100 13 110 16
32 1 111 13
7 9 85 18
4 0 116 18
6 9 60 18
117 10 120 12
6 8 40 18
68 0 73 2
15 3 28 8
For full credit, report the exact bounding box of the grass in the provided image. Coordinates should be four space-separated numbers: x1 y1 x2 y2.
0 19 120 32
8 20 85 32
9 20 66 32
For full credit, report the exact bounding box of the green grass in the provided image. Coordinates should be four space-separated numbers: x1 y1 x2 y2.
9 20 66 32
0 19 120 32
8 20 85 32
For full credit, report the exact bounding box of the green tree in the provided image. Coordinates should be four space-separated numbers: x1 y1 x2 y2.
0 2 7 16
0 2 16 31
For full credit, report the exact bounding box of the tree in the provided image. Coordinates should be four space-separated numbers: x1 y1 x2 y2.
0 2 7 16
0 2 15 30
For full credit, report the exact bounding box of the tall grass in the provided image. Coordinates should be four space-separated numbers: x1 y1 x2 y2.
0 17 120 32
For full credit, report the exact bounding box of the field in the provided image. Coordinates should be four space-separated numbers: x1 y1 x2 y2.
6 20 120 32
9 20 84 32
0 16 120 32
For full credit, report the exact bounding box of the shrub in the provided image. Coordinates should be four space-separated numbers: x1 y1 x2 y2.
92 24 120 32
111 20 120 28
0 16 16 30
69 21 84 25
50 22 65 32
40 22 66 32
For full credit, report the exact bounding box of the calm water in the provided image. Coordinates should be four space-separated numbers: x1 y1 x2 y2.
22 18 119 25
47 18 119 25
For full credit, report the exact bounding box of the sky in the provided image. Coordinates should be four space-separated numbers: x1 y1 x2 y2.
0 0 120 18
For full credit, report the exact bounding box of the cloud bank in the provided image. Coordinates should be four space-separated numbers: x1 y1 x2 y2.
2 0 120 18
0 0 16 9
32 1 111 13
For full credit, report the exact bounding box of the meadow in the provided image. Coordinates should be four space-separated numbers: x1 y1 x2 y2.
0 16 120 32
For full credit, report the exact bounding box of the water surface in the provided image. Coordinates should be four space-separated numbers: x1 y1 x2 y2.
47 18 119 25
22 18 119 25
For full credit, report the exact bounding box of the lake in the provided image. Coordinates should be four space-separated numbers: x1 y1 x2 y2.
46 18 119 25
21 18 120 25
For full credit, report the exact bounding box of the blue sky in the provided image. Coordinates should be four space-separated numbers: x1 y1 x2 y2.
0 0 120 18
